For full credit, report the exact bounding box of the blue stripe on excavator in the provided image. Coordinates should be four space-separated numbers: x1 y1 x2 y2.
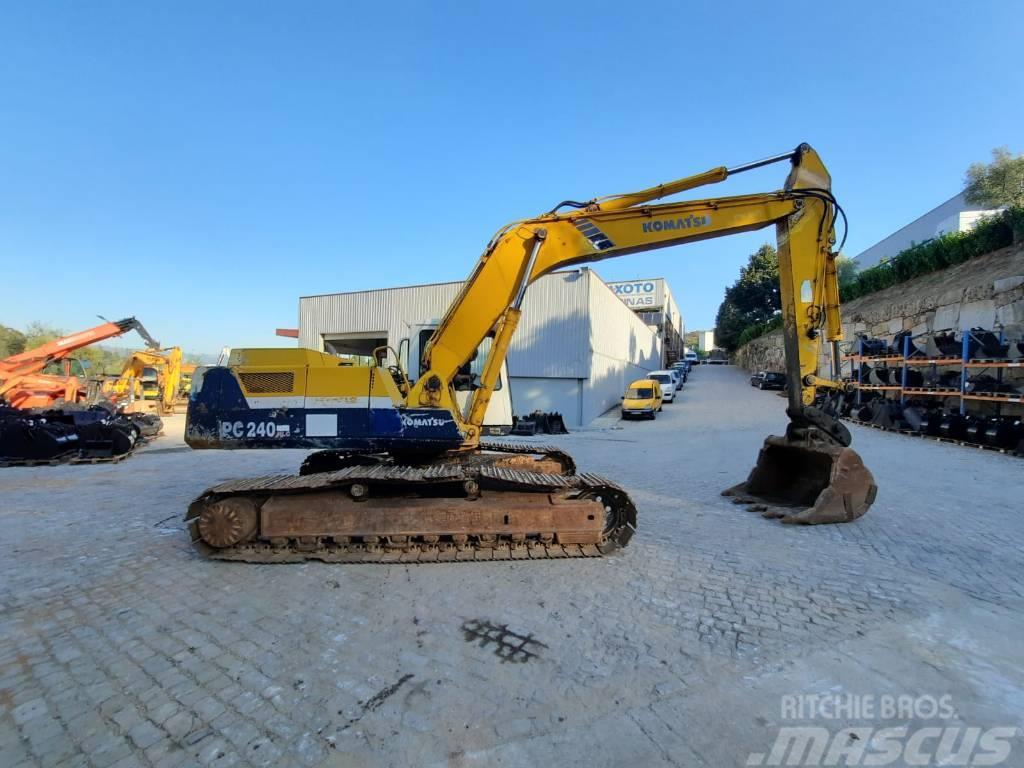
185 367 464 451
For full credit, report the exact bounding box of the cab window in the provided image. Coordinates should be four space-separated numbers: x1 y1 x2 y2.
420 329 501 391
417 329 433 376
627 387 654 399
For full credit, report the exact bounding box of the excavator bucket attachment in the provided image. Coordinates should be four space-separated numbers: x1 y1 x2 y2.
723 435 876 525
543 412 569 435
0 405 154 466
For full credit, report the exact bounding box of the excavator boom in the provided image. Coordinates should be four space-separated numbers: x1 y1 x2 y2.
184 144 876 562
416 145 841 436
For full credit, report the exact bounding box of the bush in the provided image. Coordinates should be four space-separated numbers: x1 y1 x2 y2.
840 208 1018 302
1006 207 1024 243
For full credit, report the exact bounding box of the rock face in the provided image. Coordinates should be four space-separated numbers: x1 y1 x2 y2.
735 329 786 374
735 242 1024 374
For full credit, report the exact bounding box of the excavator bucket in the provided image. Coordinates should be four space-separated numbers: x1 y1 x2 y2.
723 434 876 525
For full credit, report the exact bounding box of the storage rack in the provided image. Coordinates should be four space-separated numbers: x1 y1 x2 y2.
843 329 1023 417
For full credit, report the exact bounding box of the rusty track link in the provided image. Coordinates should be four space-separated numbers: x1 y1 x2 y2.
300 441 576 476
185 462 636 564
478 440 577 475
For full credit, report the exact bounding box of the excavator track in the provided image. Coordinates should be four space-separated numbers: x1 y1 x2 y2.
300 441 576 476
185 461 636 563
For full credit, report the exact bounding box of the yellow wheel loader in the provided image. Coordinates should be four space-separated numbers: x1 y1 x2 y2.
184 144 876 563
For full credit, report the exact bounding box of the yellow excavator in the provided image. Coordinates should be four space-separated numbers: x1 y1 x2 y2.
105 347 184 414
179 363 197 398
184 144 876 562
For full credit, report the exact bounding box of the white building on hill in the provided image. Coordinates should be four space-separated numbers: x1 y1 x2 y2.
854 192 1003 269
605 278 684 365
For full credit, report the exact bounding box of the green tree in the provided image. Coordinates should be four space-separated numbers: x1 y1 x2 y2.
728 244 780 325
964 147 1024 209
714 244 781 350
714 298 745 351
835 254 858 289
23 321 60 350
0 325 27 358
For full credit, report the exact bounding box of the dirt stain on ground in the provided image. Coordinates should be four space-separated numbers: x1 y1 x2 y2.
461 619 547 663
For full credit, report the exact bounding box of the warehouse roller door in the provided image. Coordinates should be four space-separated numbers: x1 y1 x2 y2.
322 331 388 363
509 377 582 427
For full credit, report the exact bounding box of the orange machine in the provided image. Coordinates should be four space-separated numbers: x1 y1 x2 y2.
0 318 159 409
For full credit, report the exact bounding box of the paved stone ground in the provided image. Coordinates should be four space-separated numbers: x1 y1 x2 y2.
2 366 1022 767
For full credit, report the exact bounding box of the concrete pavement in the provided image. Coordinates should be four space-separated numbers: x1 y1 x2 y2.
1 365 1022 767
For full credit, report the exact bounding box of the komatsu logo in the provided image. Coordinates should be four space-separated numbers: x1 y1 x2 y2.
642 215 711 233
401 414 452 428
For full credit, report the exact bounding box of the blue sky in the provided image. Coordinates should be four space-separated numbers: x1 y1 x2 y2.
2 2 1021 356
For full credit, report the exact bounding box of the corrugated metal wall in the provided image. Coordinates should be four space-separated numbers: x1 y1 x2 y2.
583 271 662 422
298 269 661 426
507 271 590 378
299 273 593 375
298 281 463 353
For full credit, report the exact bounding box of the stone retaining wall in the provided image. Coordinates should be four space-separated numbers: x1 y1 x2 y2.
735 242 1024 375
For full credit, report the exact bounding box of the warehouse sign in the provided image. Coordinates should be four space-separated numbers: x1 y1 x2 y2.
608 279 664 310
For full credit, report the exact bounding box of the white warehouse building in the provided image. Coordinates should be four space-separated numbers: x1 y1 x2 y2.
297 268 663 427
605 278 684 365
854 191 1003 269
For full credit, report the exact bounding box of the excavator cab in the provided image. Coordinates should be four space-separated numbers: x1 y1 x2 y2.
401 323 514 436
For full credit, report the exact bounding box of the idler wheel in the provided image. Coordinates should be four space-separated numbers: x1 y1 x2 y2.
198 498 259 548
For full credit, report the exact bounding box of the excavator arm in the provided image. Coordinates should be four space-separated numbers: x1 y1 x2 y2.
414 144 845 446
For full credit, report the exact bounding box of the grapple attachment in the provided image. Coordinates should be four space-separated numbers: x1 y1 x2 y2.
723 431 876 525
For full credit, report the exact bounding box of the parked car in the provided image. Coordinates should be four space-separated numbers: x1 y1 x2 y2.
648 370 677 402
683 351 698 364
670 361 689 382
750 371 786 390
621 379 662 419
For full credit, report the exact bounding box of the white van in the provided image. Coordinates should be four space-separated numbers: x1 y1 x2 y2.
648 370 677 403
